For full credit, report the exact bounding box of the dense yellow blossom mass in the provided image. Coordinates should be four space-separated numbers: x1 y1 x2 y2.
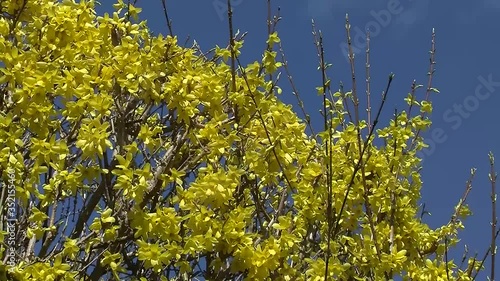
0 0 485 280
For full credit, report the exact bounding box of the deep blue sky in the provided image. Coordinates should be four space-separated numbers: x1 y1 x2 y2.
96 0 500 277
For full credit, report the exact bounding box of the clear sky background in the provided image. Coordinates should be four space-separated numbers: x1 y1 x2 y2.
96 0 500 277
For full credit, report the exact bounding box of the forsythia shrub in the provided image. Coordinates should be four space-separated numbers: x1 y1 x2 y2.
0 0 487 280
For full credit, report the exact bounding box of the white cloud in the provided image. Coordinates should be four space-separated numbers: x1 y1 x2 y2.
395 0 430 26
330 0 394 9
307 0 335 20
484 0 500 8
398 9 418 25
305 0 386 21
453 1 498 24
454 0 500 24
387 0 430 37
456 8 482 24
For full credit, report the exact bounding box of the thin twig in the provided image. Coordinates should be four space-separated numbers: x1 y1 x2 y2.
445 236 450 280
235 56 295 230
331 15 395 279
332 73 394 241
345 15 364 185
410 29 436 151
160 0 174 36
459 244 469 270
227 0 237 94
365 31 372 134
472 228 500 281
277 41 315 136
449 169 475 226
489 152 497 281
316 30 333 280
